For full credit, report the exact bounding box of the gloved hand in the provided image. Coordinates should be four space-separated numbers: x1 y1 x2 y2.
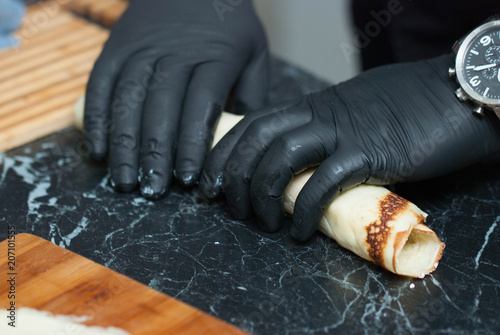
200 55 500 242
84 0 269 199
0 0 25 50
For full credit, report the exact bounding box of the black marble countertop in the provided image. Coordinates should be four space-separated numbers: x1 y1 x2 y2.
1 58 499 335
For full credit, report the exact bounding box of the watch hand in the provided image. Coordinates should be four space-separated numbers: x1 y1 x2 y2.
474 63 498 71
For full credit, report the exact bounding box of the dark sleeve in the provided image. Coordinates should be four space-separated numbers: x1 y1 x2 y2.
351 0 500 70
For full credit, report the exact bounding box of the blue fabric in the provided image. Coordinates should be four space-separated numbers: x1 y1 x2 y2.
0 0 26 50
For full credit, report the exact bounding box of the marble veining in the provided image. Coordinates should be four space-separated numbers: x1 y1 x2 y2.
1 58 499 335
474 217 498 270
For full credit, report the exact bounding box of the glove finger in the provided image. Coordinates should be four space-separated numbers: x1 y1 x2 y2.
199 99 299 199
224 105 312 220
139 58 191 199
84 50 128 162
229 49 270 113
250 125 335 232
291 149 371 242
174 62 239 188
109 53 155 192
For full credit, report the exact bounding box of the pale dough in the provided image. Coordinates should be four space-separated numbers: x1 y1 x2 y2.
74 97 445 278
0 308 129 335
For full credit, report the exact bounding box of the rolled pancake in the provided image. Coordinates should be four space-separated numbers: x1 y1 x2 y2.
75 99 445 278
284 171 444 278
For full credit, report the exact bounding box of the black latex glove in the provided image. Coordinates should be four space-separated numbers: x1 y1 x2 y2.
200 55 500 242
84 0 269 199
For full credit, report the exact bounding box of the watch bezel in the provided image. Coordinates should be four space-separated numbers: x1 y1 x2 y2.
455 20 500 107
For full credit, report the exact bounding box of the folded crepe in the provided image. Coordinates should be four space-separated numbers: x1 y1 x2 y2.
75 98 445 278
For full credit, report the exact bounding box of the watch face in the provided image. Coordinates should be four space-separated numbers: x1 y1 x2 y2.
456 20 500 106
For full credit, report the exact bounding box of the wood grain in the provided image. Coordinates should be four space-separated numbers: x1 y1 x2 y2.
0 0 131 152
0 234 248 334
0 8 109 152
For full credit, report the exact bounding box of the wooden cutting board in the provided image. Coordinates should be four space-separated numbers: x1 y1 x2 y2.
0 234 248 334
0 1 129 152
0 6 108 152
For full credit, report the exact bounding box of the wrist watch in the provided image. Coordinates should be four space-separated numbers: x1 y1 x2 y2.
449 15 500 118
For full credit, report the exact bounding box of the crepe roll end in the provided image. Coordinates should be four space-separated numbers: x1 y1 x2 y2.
393 222 445 278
